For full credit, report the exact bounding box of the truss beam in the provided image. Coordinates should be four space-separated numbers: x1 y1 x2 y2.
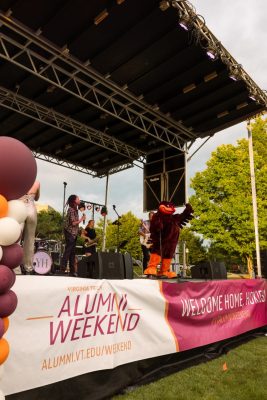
33 150 130 177
0 86 145 161
0 13 195 152
33 151 97 177
170 1 267 107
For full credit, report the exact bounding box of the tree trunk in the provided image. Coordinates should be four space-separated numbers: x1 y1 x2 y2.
246 255 254 278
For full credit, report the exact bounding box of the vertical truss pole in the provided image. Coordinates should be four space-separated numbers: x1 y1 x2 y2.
102 173 109 252
247 120 261 278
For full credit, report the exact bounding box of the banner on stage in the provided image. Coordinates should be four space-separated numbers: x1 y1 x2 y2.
2 277 267 395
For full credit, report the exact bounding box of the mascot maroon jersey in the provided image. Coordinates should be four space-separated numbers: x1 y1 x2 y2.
150 201 194 259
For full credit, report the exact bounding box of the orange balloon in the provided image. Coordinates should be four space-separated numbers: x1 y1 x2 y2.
3 317 9 334
0 338 9 364
0 195 8 218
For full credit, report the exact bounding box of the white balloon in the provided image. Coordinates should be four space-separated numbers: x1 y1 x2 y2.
0 246 2 262
0 389 4 399
0 217 21 246
7 200 28 224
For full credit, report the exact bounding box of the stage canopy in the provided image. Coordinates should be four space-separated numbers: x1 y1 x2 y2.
0 0 266 177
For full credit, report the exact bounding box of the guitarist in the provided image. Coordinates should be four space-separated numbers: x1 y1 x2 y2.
81 219 98 256
138 212 154 273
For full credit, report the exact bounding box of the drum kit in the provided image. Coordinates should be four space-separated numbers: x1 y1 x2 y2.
32 238 61 275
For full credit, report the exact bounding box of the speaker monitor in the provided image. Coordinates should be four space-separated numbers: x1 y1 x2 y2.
77 252 133 279
123 252 134 279
191 262 227 280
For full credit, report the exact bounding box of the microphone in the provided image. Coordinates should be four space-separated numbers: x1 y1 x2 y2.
82 213 86 225
113 205 116 210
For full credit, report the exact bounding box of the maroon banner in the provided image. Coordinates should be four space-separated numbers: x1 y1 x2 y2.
161 279 267 351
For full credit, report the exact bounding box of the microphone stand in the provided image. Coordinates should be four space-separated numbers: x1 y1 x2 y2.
113 205 121 252
61 182 67 260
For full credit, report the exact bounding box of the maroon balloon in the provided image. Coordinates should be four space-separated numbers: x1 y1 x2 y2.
0 266 16 294
0 318 4 338
1 244 24 268
0 290 18 318
0 137 37 200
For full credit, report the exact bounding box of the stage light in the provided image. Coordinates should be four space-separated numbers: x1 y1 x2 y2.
236 102 248 110
95 206 100 212
206 47 218 60
204 71 218 82
101 206 108 216
183 83 196 94
217 110 229 118
248 90 258 102
94 9 109 25
229 65 242 81
87 204 92 210
159 1 170 11
179 16 191 31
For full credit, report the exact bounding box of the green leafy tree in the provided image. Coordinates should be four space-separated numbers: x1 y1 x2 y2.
190 118 267 271
36 209 63 240
179 227 207 265
96 212 142 259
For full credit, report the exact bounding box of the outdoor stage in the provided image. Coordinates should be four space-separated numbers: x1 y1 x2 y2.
3 276 267 400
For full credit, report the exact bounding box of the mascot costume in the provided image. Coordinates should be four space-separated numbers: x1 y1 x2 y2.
144 201 194 278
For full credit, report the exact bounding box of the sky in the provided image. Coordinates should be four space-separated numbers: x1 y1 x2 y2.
35 0 267 223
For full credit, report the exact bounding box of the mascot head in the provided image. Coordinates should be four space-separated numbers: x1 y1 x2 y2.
158 201 176 215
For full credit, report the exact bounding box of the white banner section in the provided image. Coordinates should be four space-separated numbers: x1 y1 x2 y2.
2 276 176 395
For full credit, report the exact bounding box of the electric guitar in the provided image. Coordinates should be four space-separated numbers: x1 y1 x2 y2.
84 237 99 248
140 233 152 248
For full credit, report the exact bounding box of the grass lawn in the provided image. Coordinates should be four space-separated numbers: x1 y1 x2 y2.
112 336 267 400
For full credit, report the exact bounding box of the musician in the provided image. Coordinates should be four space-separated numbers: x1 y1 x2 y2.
60 195 86 276
139 212 154 273
81 219 98 256
20 180 40 274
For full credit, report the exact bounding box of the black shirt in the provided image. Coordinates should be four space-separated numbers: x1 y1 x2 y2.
85 227 96 240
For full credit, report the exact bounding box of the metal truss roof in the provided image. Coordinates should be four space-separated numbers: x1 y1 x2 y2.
0 0 265 177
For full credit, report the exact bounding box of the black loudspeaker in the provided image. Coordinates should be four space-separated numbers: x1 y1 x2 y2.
123 252 133 279
191 262 227 280
144 148 185 211
78 252 127 279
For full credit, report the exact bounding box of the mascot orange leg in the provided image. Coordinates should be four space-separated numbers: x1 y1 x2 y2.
158 259 177 279
144 253 161 276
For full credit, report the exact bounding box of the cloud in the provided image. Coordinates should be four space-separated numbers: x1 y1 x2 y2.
192 0 267 88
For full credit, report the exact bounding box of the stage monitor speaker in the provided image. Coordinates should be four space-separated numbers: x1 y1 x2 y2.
191 261 227 280
144 148 185 211
77 252 125 279
123 252 133 279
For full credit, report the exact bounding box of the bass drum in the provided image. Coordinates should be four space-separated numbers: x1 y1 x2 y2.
32 251 52 275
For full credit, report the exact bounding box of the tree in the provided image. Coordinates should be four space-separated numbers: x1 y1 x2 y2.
190 117 267 271
96 212 142 260
179 227 207 265
36 209 63 240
